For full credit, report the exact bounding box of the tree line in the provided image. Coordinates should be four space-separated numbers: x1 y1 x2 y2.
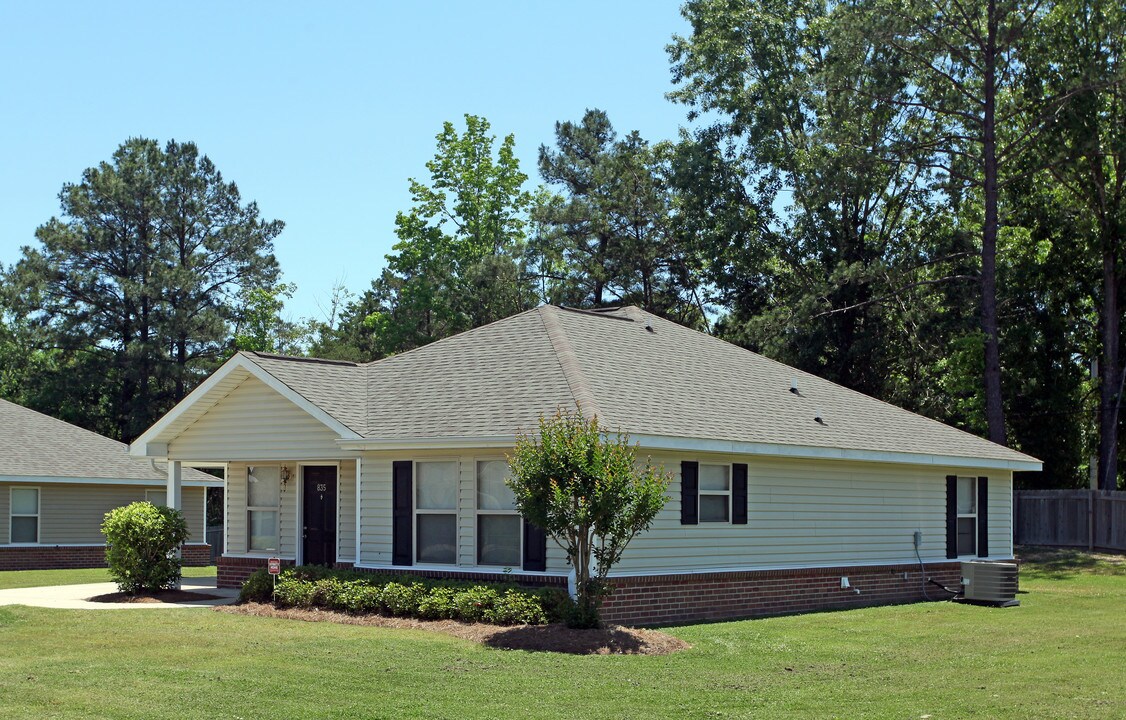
2 0 1123 491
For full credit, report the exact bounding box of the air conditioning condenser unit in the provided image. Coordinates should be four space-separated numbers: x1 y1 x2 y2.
960 561 1020 607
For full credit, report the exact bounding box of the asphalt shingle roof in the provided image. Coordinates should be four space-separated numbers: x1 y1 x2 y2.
0 398 218 482
238 305 1036 465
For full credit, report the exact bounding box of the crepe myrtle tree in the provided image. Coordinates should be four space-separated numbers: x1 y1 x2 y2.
506 409 670 627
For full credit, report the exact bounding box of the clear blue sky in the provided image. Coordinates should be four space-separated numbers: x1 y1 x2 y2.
0 1 692 322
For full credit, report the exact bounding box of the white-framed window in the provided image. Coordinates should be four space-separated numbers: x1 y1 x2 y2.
146 489 167 507
247 465 281 552
415 460 458 564
10 486 40 544
476 459 521 567
956 476 977 556
699 464 731 523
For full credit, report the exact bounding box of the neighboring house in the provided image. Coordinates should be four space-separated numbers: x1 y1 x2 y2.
129 306 1040 625
0 399 220 570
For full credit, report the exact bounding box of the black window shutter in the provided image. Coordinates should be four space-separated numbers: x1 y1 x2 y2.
732 463 748 525
681 461 699 525
392 461 413 566
522 520 547 572
945 475 958 559
977 476 989 557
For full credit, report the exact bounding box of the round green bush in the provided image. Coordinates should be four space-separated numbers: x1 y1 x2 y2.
101 502 190 594
238 569 275 603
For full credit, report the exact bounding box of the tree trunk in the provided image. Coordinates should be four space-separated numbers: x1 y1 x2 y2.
980 0 1007 446
1098 248 1120 491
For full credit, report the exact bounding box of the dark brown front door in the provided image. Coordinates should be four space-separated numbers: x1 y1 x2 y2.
302 466 337 566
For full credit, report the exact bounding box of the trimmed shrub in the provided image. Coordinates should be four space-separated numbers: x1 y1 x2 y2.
238 569 275 603
238 565 565 625
101 502 190 594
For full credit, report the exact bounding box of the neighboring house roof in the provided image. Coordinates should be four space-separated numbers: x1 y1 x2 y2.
132 305 1041 471
0 398 220 485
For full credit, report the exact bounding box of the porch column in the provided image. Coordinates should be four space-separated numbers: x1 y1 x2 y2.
168 460 183 589
167 460 183 511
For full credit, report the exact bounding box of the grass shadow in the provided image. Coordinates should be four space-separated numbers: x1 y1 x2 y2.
483 624 686 655
1017 545 1126 581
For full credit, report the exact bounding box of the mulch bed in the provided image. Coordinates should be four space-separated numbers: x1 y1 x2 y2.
88 590 223 604
217 602 690 655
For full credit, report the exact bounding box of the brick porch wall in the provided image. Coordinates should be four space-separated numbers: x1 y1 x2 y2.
217 556 293 588
600 562 964 626
0 543 211 571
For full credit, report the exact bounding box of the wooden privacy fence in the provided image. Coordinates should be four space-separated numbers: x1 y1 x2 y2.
1014 489 1126 551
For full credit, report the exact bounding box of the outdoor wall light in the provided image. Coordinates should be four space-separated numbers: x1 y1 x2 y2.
280 465 291 488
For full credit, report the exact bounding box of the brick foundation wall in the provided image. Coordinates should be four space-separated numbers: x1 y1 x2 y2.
600 562 964 626
217 556 295 588
0 543 211 571
216 556 965 625
181 544 212 567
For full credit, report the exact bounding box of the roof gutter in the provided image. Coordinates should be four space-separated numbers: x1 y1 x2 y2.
335 433 1042 472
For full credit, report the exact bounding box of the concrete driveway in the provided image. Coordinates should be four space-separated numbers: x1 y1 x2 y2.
0 577 238 609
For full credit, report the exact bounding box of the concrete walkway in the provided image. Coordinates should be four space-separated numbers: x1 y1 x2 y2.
0 577 238 609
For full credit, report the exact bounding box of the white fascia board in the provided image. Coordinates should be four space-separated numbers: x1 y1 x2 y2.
129 353 361 457
629 434 1043 472
336 436 516 451
0 475 222 487
338 432 1040 471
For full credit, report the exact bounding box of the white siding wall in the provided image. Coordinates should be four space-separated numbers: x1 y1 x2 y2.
0 482 207 545
358 454 393 565
336 460 357 562
352 449 1013 576
169 377 345 461
989 474 1014 558
225 463 299 559
611 453 1014 574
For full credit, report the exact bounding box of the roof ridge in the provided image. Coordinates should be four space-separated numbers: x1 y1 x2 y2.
558 305 637 322
246 351 359 367
538 306 603 421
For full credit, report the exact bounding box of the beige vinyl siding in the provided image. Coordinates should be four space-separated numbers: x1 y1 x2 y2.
0 482 206 545
457 458 476 567
336 460 357 562
610 454 1013 575
226 463 298 559
348 449 1012 575
358 454 393 565
169 376 344 461
0 486 8 542
988 474 1013 558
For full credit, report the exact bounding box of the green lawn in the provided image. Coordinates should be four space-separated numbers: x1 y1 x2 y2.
0 565 216 590
1 551 1123 719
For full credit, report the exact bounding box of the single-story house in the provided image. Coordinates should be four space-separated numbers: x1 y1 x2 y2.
128 305 1040 625
0 398 220 570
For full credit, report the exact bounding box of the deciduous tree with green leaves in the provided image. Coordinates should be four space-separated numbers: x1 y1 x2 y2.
506 409 670 628
336 115 538 359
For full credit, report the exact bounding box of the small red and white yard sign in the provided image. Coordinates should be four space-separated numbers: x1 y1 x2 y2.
267 557 281 575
